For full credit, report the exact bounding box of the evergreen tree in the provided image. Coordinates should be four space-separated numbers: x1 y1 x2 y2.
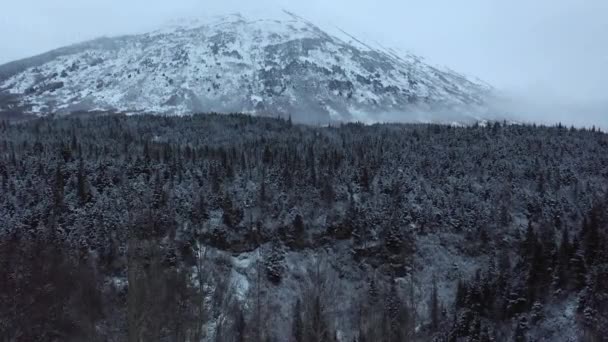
570 247 587 291
430 275 440 331
265 241 285 284
292 299 303 342
513 316 528 342
53 165 64 213
292 214 305 246
360 167 370 192
77 158 89 206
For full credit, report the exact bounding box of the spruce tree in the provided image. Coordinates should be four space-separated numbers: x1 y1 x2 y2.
292 299 303 342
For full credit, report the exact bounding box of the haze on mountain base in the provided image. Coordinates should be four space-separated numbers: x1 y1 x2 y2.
1 0 607 128
492 90 608 130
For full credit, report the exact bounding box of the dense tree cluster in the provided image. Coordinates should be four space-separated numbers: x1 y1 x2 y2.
444 202 608 341
0 114 607 340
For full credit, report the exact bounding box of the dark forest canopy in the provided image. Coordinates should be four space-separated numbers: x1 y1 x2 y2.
0 113 607 341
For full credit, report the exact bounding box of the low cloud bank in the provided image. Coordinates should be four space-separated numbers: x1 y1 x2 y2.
488 89 608 130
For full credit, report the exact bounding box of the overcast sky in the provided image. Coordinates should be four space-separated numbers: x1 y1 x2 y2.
1 0 607 127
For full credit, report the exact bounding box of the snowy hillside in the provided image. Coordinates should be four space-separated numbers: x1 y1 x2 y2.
2 114 606 340
0 11 494 123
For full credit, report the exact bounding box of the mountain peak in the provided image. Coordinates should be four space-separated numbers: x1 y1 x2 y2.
0 12 496 123
154 9 313 32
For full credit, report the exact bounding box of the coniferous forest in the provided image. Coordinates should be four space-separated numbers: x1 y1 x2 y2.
1 113 607 341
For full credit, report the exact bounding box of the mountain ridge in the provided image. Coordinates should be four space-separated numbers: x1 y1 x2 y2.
0 11 497 123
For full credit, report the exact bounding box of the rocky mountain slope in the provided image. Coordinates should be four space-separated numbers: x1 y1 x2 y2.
0 11 494 123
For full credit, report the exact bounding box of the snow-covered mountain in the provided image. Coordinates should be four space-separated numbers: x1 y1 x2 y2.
0 10 496 123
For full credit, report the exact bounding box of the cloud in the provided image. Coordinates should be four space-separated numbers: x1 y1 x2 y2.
491 89 608 130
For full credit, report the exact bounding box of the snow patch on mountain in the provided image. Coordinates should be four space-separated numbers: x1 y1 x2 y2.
0 10 496 123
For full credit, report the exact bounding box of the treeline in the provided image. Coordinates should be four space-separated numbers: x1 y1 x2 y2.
0 113 607 340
